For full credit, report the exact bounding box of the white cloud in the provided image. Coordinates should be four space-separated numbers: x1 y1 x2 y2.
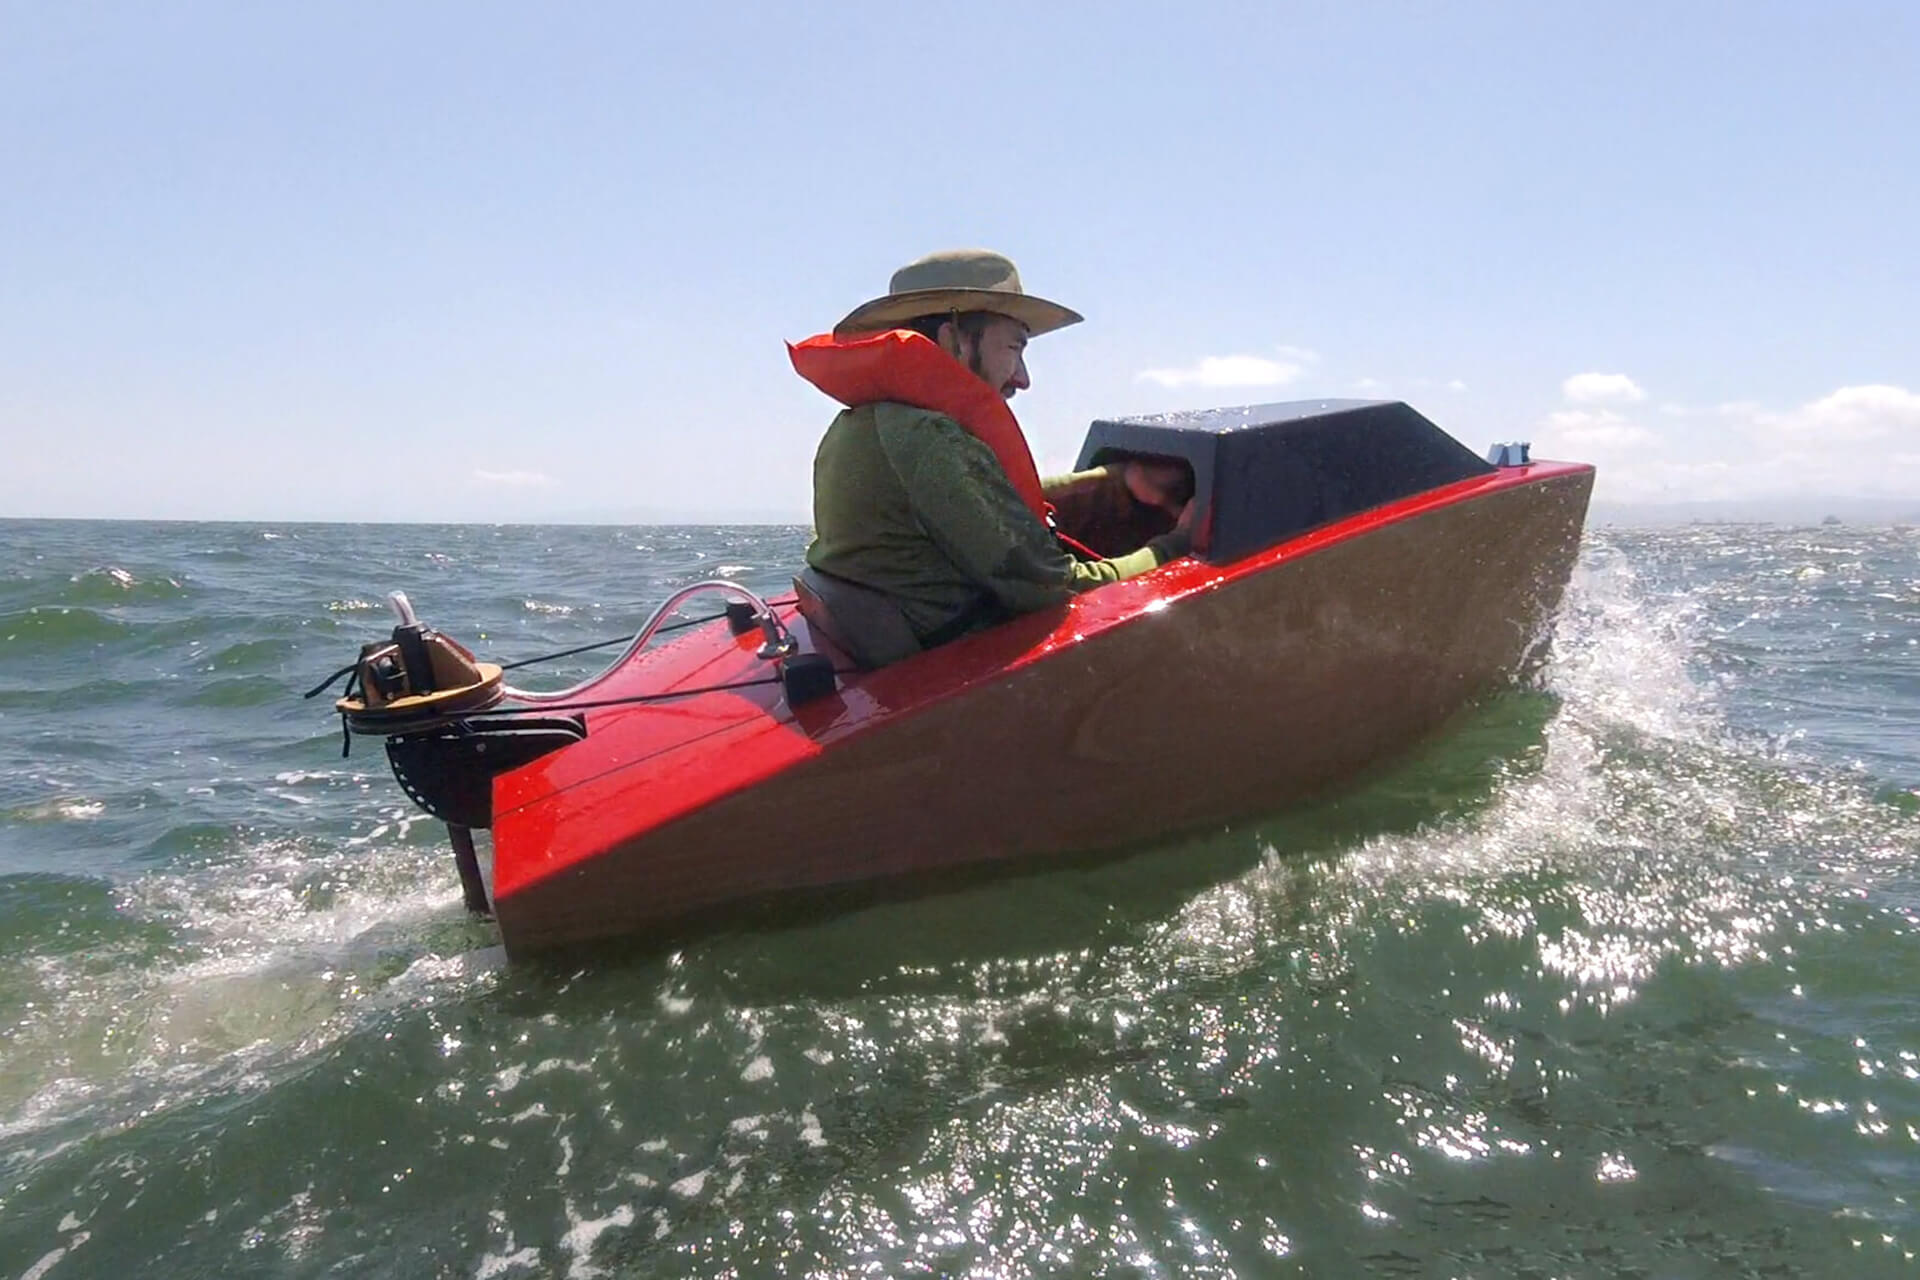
1562 372 1646 404
1543 382 1920 506
1565 424 1656 449
1138 354 1302 389
1137 346 1317 389
473 469 557 487
1543 408 1655 450
1545 408 1624 430
1771 384 1920 441
1346 374 1463 395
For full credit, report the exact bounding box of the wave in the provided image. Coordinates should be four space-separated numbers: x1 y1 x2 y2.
0 567 195 611
1 797 107 824
60 567 194 606
177 676 289 708
0 829 501 1148
0 677 171 712
203 637 300 671
0 606 129 653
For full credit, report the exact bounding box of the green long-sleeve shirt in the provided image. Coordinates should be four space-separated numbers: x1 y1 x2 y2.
805 402 1189 642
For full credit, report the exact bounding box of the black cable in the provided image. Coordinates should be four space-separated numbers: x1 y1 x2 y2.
499 633 648 671
340 658 862 742
500 594 800 671
303 594 801 694
370 673 794 730
303 661 359 700
498 658 859 718
468 675 787 716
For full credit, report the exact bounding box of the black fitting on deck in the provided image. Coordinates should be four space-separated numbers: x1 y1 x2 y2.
780 652 838 706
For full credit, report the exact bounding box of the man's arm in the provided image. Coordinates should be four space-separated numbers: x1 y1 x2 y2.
1041 464 1187 559
877 411 1188 615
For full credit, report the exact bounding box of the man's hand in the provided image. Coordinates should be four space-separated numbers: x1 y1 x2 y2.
1121 460 1190 516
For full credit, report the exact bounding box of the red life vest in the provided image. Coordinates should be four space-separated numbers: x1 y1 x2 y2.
787 329 1050 522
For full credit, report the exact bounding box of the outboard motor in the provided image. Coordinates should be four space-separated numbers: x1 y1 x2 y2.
328 593 586 915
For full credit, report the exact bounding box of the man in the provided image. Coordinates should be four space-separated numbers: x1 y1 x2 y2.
792 249 1192 662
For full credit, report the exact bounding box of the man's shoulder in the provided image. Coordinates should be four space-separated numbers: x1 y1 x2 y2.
819 402 984 464
870 404 999 475
868 401 982 445
867 400 961 428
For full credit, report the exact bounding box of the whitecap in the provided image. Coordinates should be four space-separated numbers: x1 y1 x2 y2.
558 1201 634 1279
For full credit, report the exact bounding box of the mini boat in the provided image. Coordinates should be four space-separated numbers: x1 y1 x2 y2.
324 399 1592 956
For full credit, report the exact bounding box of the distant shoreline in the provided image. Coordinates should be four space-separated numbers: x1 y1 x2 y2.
0 515 815 529
6 501 1917 531
1589 499 1920 527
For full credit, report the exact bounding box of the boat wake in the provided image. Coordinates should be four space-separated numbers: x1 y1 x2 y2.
0 818 505 1158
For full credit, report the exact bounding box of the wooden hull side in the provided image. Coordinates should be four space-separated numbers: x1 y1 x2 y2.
492 467 1593 954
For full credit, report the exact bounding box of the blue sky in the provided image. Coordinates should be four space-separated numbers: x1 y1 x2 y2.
4 2 1916 521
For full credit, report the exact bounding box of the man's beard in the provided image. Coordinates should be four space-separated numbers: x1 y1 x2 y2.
966 347 1016 398
958 334 1015 399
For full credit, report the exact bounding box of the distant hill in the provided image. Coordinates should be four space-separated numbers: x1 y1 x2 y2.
553 506 811 526
1592 497 1920 528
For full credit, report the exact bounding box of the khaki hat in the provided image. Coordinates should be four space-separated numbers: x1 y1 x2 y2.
833 249 1083 338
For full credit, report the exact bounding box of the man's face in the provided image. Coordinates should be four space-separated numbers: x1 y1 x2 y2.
953 314 1031 400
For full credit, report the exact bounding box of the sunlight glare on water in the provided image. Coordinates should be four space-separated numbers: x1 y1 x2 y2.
0 521 1917 1275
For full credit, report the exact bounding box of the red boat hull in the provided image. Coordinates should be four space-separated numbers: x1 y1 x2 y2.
490 461 1593 954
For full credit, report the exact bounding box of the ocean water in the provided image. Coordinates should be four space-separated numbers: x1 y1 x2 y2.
1 517 1917 1279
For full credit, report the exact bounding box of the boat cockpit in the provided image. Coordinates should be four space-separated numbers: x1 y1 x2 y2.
797 399 1506 667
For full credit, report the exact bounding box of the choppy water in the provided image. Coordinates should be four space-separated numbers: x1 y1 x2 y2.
2 517 1917 1278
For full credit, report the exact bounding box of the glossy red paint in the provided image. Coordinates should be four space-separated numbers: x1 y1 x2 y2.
489 460 1592 944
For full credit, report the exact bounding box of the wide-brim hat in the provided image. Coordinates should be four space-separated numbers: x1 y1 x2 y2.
833 249 1083 338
